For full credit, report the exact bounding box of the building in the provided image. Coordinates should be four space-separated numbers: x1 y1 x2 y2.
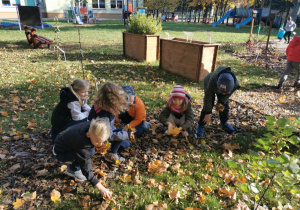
0 0 143 19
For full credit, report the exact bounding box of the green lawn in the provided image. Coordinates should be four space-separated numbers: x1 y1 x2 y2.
0 20 299 209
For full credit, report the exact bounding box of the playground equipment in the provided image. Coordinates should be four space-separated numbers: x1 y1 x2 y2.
122 0 146 25
213 7 281 29
63 0 100 24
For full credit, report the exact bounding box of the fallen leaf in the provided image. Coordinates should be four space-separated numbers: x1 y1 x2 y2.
36 169 48 177
58 165 68 173
22 191 36 201
168 126 181 136
50 189 61 203
13 198 25 209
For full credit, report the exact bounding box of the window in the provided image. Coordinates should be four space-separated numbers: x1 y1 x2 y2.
2 0 20 6
92 0 105 9
111 0 122 9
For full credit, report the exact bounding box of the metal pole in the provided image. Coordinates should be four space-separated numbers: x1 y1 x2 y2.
78 28 85 79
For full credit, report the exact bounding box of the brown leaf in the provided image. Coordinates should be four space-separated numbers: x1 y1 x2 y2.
36 169 48 177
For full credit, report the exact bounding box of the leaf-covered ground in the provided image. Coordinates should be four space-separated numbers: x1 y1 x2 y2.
0 20 300 209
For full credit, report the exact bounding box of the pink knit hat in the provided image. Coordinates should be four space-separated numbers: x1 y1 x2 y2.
170 85 185 99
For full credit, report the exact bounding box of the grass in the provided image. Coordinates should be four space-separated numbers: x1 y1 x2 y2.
0 20 300 209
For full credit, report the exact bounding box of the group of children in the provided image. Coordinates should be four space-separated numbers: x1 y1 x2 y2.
51 67 240 199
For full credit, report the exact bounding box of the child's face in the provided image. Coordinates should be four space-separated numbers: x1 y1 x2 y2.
77 87 89 100
86 132 105 147
172 97 184 106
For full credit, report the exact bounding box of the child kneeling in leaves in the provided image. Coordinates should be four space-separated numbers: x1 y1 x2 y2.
157 85 194 137
88 82 134 163
116 85 150 137
53 118 112 199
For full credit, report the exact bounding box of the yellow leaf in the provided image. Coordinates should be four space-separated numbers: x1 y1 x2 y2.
204 186 212 193
86 74 93 79
0 111 8 117
58 165 68 173
120 174 131 183
115 158 120 165
13 198 25 209
168 126 181 136
50 189 61 203
279 100 285 104
96 142 111 155
199 195 205 203
98 169 106 177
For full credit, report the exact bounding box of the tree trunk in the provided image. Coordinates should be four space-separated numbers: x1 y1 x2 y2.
214 5 219 22
284 4 291 26
291 0 300 22
198 9 201 23
222 0 228 24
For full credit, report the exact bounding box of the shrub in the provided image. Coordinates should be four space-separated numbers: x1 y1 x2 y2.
127 13 162 35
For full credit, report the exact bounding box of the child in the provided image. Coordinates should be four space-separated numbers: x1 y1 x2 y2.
158 85 194 137
51 78 91 142
284 16 296 44
88 82 132 163
53 118 112 199
116 85 149 137
275 35 300 90
196 67 240 138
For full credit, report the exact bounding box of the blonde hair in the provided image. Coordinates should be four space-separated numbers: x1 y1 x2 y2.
69 78 90 106
89 118 110 142
94 81 128 115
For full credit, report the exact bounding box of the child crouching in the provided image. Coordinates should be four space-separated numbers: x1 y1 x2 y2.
158 85 194 137
88 81 133 163
116 85 149 137
53 118 112 199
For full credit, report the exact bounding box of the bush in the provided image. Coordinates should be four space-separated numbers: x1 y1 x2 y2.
127 13 162 35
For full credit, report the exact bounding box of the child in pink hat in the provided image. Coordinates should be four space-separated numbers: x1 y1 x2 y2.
158 85 194 137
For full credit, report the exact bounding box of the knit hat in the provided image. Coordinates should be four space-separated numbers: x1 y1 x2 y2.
170 85 186 99
217 73 235 94
122 85 135 96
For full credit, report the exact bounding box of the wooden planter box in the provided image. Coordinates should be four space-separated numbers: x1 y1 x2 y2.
123 32 160 62
160 38 220 82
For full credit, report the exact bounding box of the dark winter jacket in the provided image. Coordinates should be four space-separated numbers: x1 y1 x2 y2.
51 87 81 127
54 121 98 186
159 94 194 130
88 106 130 141
202 67 240 114
287 36 300 62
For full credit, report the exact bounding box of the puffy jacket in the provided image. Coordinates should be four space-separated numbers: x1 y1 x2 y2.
286 36 300 62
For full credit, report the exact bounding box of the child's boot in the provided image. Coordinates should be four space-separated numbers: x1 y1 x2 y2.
221 122 235 134
65 166 87 181
196 125 205 138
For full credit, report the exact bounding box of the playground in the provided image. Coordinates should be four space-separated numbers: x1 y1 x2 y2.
0 19 300 209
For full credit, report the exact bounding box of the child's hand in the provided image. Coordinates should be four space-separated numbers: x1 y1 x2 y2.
178 127 183 131
203 114 211 125
96 183 112 199
167 122 173 130
123 124 129 131
101 188 112 200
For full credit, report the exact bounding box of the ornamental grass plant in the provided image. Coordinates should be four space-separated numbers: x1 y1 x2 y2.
127 13 162 35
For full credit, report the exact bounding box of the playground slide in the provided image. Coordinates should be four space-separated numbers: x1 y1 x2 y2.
212 10 233 27
235 16 252 29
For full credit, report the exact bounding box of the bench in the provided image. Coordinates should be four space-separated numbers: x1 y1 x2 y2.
24 25 53 49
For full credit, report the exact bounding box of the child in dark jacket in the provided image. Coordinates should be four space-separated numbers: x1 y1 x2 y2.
51 78 91 142
158 85 194 137
88 81 133 163
53 118 112 199
116 85 149 137
196 67 240 138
